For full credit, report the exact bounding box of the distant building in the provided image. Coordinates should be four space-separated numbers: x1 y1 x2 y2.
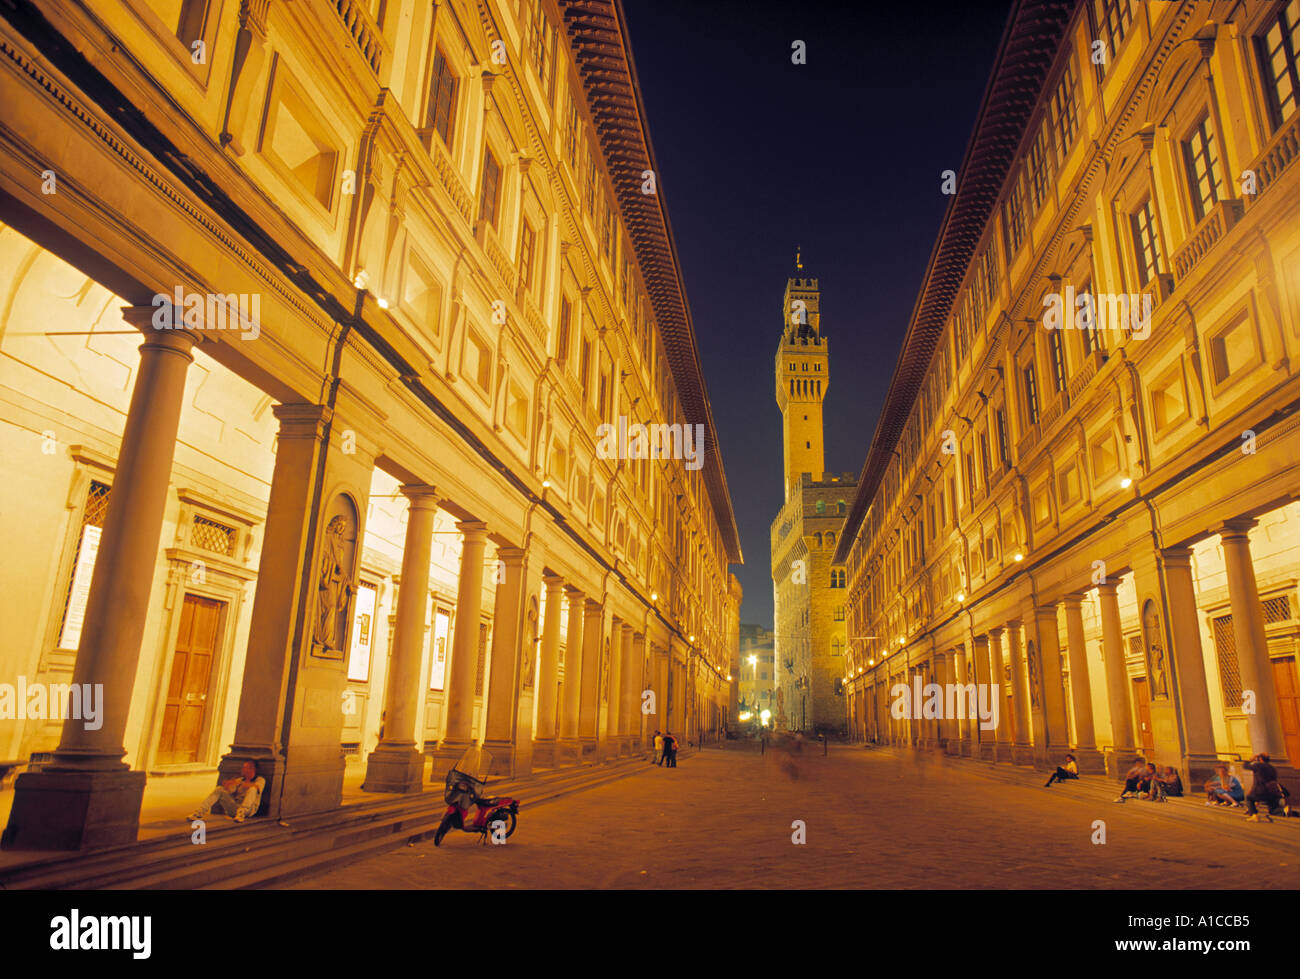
769 262 856 733
738 623 775 718
836 0 1300 793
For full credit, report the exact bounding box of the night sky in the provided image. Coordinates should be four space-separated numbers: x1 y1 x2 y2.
620 0 1013 628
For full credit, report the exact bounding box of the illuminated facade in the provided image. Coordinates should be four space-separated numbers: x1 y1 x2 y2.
0 0 741 850
770 269 854 733
837 0 1300 791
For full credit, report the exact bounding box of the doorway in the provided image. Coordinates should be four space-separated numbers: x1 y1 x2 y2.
1272 656 1300 766
157 594 223 765
1132 677 1154 757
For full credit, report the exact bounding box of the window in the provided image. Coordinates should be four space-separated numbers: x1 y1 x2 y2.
1208 311 1259 385
1048 329 1067 394
1025 120 1053 211
263 67 339 208
505 380 529 438
584 148 597 216
979 430 992 485
1079 278 1097 356
1003 173 1028 256
1051 58 1080 160
424 47 458 149
597 364 609 419
965 450 977 502
557 295 572 366
995 408 1010 468
1258 0 1300 128
526 3 556 96
463 329 493 394
834 606 846 622
57 479 111 650
1183 115 1223 223
579 337 591 398
1094 0 1134 68
400 252 442 338
479 147 501 227
1023 361 1040 426
1130 196 1162 287
563 94 580 170
518 219 537 293
1150 364 1188 430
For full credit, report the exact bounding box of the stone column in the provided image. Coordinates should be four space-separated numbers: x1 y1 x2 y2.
953 647 972 755
431 521 489 770
1221 520 1289 765
627 631 645 752
1034 602 1071 765
1161 546 1218 783
558 587 585 764
1006 620 1033 765
577 599 603 759
483 546 526 774
604 617 624 758
3 323 195 851
1061 594 1105 773
532 575 565 768
363 486 438 792
934 653 954 753
1098 580 1138 776
988 628 1011 761
971 635 991 759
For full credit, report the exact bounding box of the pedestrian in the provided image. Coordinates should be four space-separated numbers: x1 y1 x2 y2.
1044 753 1078 787
1243 752 1291 822
664 731 677 768
652 730 663 765
1114 757 1147 802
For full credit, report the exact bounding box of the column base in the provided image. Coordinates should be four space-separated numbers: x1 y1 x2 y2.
427 740 474 779
278 747 345 817
958 739 973 757
579 737 598 762
978 742 996 761
1011 744 1035 766
361 745 425 793
556 738 583 766
1105 748 1142 778
482 739 515 777
943 739 962 756
1183 752 1221 789
2 769 146 851
532 738 558 769
1071 747 1107 775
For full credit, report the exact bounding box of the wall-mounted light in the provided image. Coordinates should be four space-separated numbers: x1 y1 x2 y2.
956 592 965 602
1120 476 1133 489
353 270 369 289
542 479 551 488
650 591 659 601
1013 552 1024 562
376 297 390 309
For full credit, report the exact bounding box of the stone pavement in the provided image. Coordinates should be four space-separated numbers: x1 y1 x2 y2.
289 744 1300 889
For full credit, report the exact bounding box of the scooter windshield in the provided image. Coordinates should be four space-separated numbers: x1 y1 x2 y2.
454 746 493 782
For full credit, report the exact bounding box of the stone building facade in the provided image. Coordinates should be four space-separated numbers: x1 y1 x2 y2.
0 0 740 849
770 269 855 733
837 0 1300 793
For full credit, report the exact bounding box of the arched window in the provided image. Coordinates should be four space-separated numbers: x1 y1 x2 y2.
816 500 826 515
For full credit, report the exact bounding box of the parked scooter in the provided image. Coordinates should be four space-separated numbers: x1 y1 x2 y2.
433 747 520 846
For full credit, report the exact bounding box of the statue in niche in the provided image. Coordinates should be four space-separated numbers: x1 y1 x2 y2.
314 512 355 656
1142 600 1169 699
1026 641 1040 709
600 638 610 701
522 597 539 689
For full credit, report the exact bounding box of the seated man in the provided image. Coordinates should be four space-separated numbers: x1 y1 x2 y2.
1155 765 1183 798
1114 758 1148 802
188 760 265 823
1204 765 1244 806
1243 752 1291 822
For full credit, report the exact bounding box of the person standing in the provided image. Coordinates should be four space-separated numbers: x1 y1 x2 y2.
664 731 677 768
652 730 663 765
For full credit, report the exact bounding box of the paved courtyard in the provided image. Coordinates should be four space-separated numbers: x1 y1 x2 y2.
290 745 1300 889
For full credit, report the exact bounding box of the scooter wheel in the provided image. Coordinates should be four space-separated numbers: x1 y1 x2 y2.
487 811 517 839
433 813 454 846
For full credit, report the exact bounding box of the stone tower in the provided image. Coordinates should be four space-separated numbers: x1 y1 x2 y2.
774 252 827 500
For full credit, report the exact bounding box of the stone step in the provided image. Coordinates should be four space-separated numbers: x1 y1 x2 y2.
0 756 649 889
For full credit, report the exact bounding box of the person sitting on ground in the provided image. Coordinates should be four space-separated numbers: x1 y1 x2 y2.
188 760 265 823
1044 753 1079 787
1114 758 1148 802
1155 765 1183 798
1204 764 1244 806
1243 752 1291 822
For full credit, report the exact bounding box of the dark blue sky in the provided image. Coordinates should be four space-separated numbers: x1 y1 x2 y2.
620 0 1013 628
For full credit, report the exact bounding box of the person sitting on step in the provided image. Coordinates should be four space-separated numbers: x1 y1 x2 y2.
1114 758 1148 802
1204 764 1244 807
1044 753 1079 787
188 760 265 823
1155 765 1183 798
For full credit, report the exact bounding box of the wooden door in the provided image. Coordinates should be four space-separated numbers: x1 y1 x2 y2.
1132 677 1154 757
157 594 222 764
1272 657 1300 767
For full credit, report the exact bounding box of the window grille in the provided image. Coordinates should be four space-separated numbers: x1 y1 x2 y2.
1212 614 1242 709
191 515 236 556
58 479 110 639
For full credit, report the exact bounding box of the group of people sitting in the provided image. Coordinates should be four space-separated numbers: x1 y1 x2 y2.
1113 759 1184 802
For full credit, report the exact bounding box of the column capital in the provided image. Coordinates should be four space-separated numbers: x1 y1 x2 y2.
1033 601 1059 618
271 403 332 439
565 584 585 600
1095 579 1119 596
543 573 565 592
1061 592 1086 609
1219 517 1257 541
399 484 440 510
456 520 489 543
1006 617 1023 629
131 323 201 363
496 545 526 567
1161 545 1195 568
972 634 989 649
584 597 603 614
121 303 203 345
988 626 1005 639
